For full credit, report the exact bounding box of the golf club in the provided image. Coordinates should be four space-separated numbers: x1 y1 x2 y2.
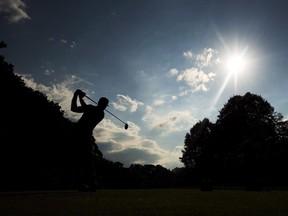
84 95 129 130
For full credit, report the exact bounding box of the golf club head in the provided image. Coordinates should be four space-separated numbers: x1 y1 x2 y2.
125 124 128 130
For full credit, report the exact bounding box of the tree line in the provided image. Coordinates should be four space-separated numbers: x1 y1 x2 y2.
1 41 287 191
181 92 288 190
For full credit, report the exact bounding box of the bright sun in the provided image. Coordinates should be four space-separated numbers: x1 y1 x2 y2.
226 55 246 75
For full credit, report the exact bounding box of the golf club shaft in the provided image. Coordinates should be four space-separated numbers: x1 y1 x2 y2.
84 95 127 125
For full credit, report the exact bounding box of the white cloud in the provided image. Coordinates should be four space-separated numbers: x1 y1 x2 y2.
95 119 183 169
182 48 219 68
169 68 178 76
142 105 195 135
158 145 184 169
111 103 127 112
196 48 218 68
0 0 31 23
153 99 165 106
169 48 218 92
95 119 180 168
183 51 193 58
194 83 208 92
178 89 193 97
112 94 144 112
176 67 215 91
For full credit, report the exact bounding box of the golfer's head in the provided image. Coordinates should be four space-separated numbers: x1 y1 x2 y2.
98 97 109 109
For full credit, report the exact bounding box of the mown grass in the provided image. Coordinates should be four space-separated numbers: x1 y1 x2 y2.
1 189 288 216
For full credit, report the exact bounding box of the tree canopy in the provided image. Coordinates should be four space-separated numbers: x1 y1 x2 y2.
181 92 288 188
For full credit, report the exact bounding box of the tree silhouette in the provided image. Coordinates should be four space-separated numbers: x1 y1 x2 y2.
180 118 214 169
181 92 288 188
215 92 280 188
0 41 76 190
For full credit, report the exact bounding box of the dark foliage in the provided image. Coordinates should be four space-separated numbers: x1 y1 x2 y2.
181 91 288 189
0 42 75 190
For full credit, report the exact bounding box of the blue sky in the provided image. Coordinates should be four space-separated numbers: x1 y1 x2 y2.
1 0 288 169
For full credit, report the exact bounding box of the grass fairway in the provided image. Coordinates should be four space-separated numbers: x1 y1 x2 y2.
1 189 288 216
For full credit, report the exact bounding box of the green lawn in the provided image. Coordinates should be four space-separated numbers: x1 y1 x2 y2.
1 189 288 216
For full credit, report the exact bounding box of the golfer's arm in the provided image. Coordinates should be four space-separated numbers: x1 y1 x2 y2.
79 96 87 107
71 95 84 113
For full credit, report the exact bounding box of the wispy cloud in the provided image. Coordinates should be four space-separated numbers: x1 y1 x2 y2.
70 41 76 48
112 94 144 112
153 99 165 106
43 69 55 76
0 0 31 23
152 94 177 106
48 37 76 48
196 48 218 68
60 39 68 44
142 105 196 135
183 50 193 58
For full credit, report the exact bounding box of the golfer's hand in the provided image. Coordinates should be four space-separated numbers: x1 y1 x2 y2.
75 89 86 98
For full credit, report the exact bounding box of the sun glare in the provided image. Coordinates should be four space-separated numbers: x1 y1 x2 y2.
211 51 250 110
226 55 246 74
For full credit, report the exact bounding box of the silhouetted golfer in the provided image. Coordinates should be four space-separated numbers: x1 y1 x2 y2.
71 89 109 192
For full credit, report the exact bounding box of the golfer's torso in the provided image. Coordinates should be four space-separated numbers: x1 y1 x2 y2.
77 105 104 133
